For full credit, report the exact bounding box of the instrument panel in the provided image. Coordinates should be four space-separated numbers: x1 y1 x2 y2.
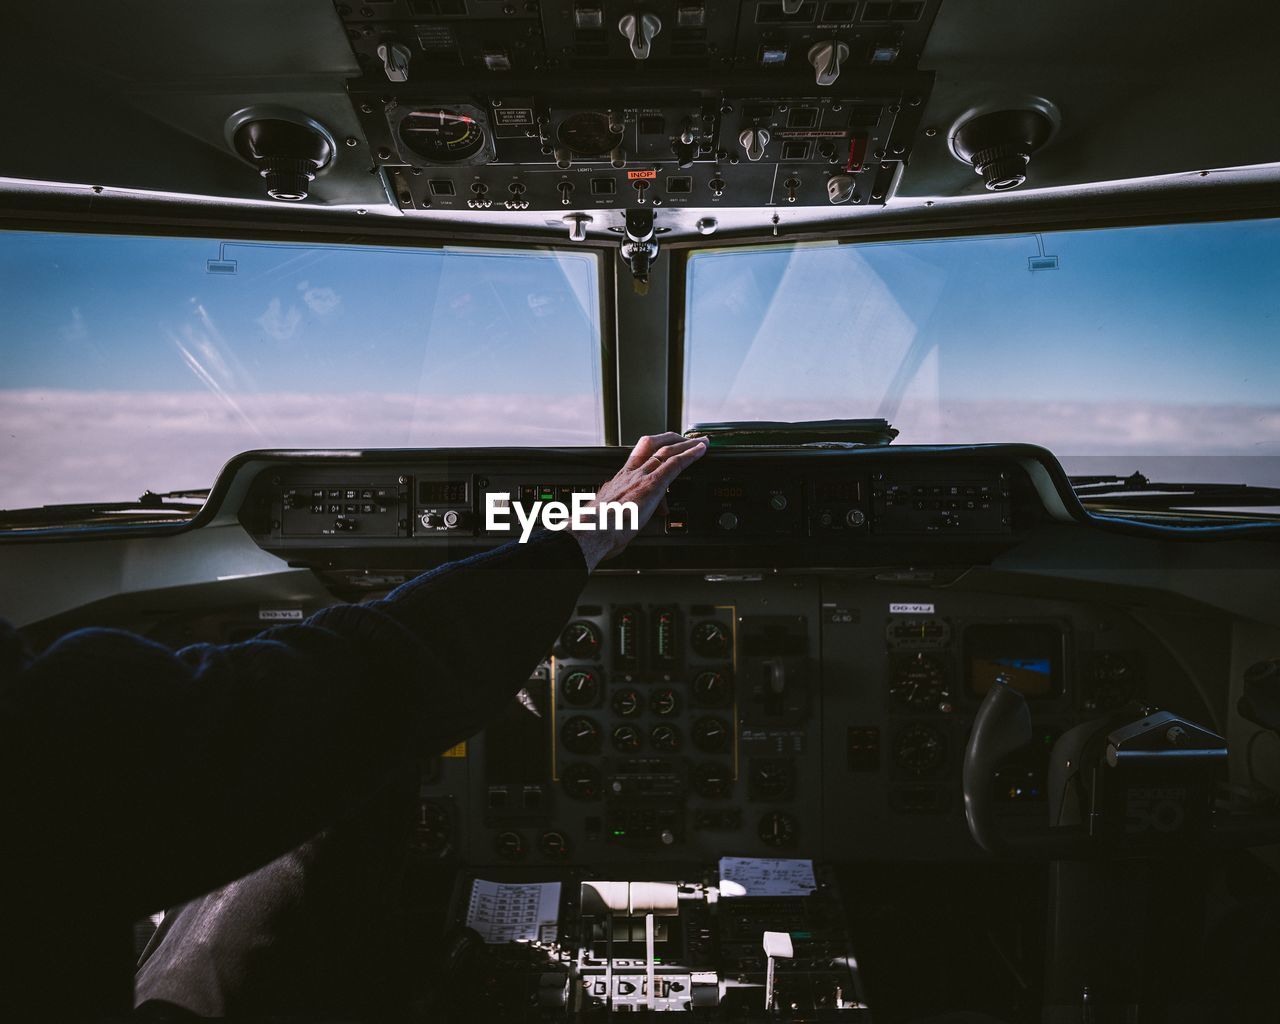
244 446 1026 570
334 0 940 212
213 446 1208 869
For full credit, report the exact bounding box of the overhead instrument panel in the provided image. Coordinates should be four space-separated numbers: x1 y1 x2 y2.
334 0 940 214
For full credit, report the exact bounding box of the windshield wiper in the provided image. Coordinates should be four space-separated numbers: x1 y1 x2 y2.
0 489 210 528
1070 472 1280 512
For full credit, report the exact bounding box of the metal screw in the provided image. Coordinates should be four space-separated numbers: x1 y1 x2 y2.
924 126 937 137
376 146 392 161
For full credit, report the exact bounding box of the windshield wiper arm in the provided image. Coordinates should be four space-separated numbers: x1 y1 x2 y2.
1070 472 1280 509
0 489 210 527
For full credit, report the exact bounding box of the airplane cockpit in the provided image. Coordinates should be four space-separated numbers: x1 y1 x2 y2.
3 2 1280 1021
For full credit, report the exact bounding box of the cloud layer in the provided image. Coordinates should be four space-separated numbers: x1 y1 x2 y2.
1 389 1276 510
0 389 601 508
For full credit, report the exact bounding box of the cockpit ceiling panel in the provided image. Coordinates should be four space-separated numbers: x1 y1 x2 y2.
0 0 1278 239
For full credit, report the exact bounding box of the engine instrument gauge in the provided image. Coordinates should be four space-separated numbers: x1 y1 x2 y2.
692 670 732 707
562 669 600 706
758 811 798 848
562 715 602 754
691 621 731 658
893 724 946 776
612 724 643 752
556 111 620 156
562 763 602 800
651 688 679 716
889 653 951 710
650 724 680 751
397 107 488 163
692 763 732 799
560 621 601 659
750 760 793 800
612 688 641 717
693 716 732 754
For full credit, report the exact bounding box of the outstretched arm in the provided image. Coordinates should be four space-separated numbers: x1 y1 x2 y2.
1 435 707 915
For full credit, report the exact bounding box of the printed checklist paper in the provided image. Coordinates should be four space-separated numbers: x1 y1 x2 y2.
718 856 817 897
466 879 562 944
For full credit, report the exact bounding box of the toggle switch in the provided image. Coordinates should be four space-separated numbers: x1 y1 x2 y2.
807 39 849 86
377 42 411 82
618 12 662 59
558 180 575 205
738 127 770 162
780 0 804 12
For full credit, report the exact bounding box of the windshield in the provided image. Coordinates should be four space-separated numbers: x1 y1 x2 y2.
0 232 603 511
684 219 1280 491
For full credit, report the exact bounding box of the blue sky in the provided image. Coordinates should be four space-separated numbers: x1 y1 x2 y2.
686 219 1280 413
0 232 601 397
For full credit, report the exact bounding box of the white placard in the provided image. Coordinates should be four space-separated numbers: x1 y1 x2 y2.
889 602 935 615
718 857 817 897
258 608 304 621
466 879 561 944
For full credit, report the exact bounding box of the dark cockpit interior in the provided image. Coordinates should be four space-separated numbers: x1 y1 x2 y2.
3 2 1280 1021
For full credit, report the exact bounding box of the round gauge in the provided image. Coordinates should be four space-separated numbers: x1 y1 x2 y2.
556 111 620 156
750 760 792 800
650 724 681 751
561 715 602 755
651 688 679 716
758 811 799 848
1087 653 1136 710
397 108 488 163
889 653 951 710
893 724 946 776
693 763 733 799
413 800 450 854
612 724 643 752
562 669 600 706
560 621 601 660
495 830 526 859
612 688 641 717
693 716 732 754
562 763 602 800
692 670 732 707
539 831 570 858
691 621 731 659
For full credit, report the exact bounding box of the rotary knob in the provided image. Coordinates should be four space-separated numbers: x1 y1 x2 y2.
738 127 770 162
717 510 740 531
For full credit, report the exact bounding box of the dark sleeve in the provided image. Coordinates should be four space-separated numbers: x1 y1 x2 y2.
0 530 586 916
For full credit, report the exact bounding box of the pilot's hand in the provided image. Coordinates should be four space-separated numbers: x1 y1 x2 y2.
572 433 708 572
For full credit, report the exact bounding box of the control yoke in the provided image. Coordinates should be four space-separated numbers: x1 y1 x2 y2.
963 674 1280 858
